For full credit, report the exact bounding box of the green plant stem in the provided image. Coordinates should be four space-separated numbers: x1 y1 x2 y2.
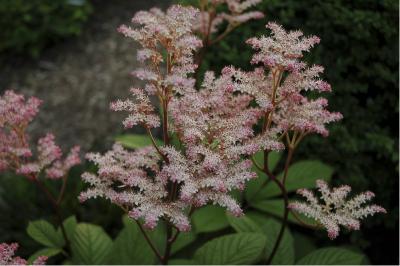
210 24 237 45
56 175 68 205
32 176 70 254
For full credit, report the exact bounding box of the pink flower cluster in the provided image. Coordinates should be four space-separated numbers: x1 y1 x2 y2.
288 180 386 239
118 5 202 97
0 90 40 171
79 144 191 230
247 22 321 70
168 70 284 210
81 5 278 231
221 22 342 137
0 243 47 265
80 5 346 233
0 90 80 179
194 0 264 37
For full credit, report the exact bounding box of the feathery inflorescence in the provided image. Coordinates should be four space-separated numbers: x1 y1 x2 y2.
81 5 275 231
80 4 383 236
288 180 386 239
0 90 80 179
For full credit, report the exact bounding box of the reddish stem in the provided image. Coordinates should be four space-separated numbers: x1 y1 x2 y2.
135 220 164 262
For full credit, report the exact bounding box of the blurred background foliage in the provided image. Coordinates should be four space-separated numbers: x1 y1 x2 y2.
0 0 92 58
0 0 398 264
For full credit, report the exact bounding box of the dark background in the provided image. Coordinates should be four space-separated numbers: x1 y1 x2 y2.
0 0 398 264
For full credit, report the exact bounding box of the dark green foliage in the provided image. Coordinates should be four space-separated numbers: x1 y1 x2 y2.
193 0 398 264
0 0 92 57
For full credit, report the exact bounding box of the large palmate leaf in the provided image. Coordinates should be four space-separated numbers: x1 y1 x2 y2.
261 218 295 265
71 223 113 265
194 233 266 265
192 205 229 233
57 216 77 242
226 214 262 233
111 216 163 265
293 233 317 261
171 231 197 255
115 134 162 149
169 259 196 265
296 247 366 265
27 220 64 248
264 160 333 197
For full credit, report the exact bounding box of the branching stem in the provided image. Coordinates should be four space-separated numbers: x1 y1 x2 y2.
264 145 294 264
32 176 70 254
135 220 164 262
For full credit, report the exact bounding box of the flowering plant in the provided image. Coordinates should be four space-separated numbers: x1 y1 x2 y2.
0 1 386 265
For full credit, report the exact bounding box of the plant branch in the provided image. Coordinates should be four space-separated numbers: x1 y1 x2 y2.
251 156 264 172
209 24 237 45
264 139 294 264
135 220 164 263
146 127 168 162
162 224 173 265
168 205 196 252
56 175 68 205
32 176 70 254
265 173 289 265
282 147 294 186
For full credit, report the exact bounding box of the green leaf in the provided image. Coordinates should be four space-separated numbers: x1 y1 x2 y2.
115 134 162 149
230 189 243 203
169 259 196 265
71 223 113 265
111 216 163 264
27 248 62 265
244 212 296 264
58 216 77 241
293 233 317 261
192 205 229 233
194 233 266 265
171 231 197 255
261 218 295 265
245 151 282 202
296 247 366 265
27 220 64 248
262 160 333 198
250 199 318 226
226 214 262 233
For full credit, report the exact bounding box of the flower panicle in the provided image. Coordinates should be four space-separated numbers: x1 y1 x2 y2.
289 179 386 239
0 90 81 179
